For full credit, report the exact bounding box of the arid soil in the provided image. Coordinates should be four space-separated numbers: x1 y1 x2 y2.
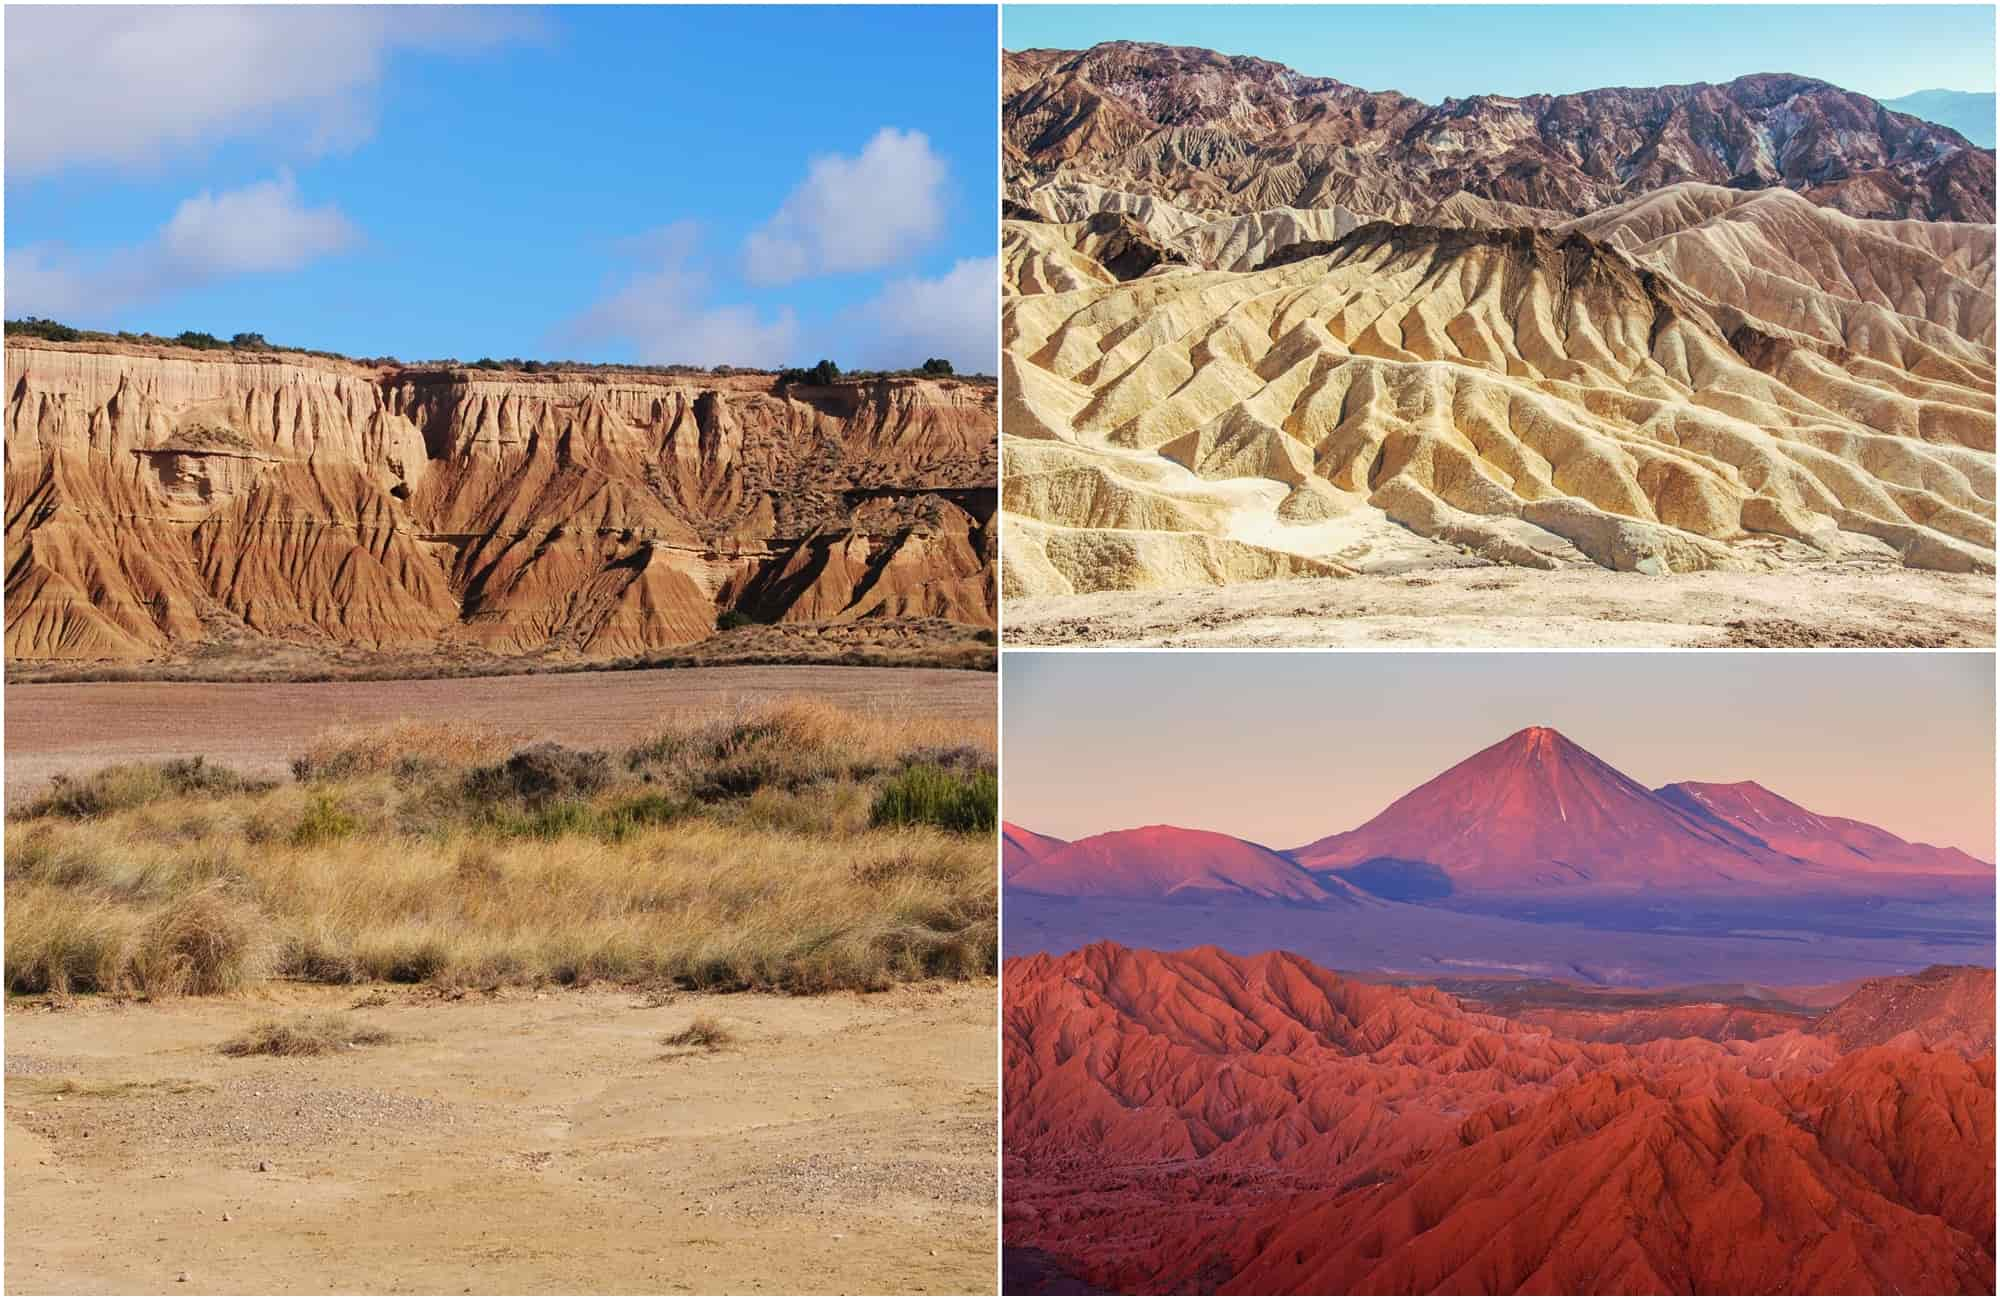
4 664 993 799
6 980 997 1294
1002 565 1996 647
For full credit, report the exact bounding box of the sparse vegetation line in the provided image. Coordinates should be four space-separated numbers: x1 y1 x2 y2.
5 700 997 999
4 318 997 384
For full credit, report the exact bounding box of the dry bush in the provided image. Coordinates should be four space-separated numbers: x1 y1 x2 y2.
292 719 516 783
133 887 266 996
23 758 273 819
219 1012 393 1057
661 1015 733 1050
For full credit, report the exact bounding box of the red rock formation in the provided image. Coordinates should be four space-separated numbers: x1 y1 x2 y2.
1004 943 1997 1294
5 342 996 662
1811 964 1998 1053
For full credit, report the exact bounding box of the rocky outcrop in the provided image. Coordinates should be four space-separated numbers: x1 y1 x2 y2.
4 342 996 662
1006 43 1997 223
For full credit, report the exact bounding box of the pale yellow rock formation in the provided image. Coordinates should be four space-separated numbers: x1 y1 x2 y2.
1001 192 1995 595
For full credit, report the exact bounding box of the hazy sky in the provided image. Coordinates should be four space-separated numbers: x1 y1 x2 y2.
1004 5 1998 102
1003 652 1997 858
4 6 998 371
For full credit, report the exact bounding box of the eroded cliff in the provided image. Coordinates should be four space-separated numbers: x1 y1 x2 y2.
4 342 997 663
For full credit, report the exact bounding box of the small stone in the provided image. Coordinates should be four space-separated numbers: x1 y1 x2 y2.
257 1160 270 1173
220 1212 231 1223
175 1272 190 1284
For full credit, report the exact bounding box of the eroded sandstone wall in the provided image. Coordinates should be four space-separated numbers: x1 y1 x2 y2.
4 342 996 661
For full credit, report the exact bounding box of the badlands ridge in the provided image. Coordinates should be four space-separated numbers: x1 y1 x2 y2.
1001 44 1997 628
1004 943 1996 1294
4 342 996 666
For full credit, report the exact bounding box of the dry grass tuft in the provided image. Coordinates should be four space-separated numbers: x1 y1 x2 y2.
661 1015 733 1050
219 1012 394 1057
291 719 518 784
7 697 996 999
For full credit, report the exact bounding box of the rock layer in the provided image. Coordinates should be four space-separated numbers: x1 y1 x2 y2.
5 343 997 662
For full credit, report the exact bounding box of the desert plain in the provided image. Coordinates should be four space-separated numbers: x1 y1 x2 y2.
5 667 1000 1295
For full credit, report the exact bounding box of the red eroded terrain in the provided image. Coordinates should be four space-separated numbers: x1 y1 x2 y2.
1003 944 1996 1295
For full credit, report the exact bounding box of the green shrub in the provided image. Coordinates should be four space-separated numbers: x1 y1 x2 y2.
869 765 996 833
291 794 360 846
5 316 84 342
716 609 757 631
481 793 695 842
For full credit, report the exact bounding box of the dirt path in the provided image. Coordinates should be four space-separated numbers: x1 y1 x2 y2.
1002 568 1995 648
3 665 994 797
5 981 997 1295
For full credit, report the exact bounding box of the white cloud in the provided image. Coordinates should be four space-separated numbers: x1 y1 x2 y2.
5 173 358 319
844 257 998 374
742 128 949 286
4 6 538 175
563 222 800 369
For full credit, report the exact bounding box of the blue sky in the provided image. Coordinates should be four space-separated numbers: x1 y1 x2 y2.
1004 4 1997 103
5 5 998 371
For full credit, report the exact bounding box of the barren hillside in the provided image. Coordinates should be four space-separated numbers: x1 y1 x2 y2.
1000 45 1997 638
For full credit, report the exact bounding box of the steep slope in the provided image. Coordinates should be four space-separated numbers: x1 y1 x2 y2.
1004 944 1997 1295
1006 43 1996 224
1290 726 1802 891
1006 825 1352 904
5 342 997 662
1002 822 1069 876
1657 780 1997 876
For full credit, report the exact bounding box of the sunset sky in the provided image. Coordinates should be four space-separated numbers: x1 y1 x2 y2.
1003 651 1997 858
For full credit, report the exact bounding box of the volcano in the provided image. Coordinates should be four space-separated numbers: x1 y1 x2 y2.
1656 781 1997 878
1007 825 1359 904
1290 726 1804 892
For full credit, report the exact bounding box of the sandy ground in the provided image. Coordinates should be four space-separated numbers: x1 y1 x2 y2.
1002 565 1996 648
5 981 998 1295
3 665 994 800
